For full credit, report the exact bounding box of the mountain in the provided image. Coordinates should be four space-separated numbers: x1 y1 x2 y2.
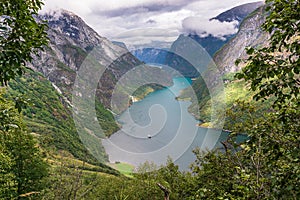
132 48 168 64
18 9 130 163
211 1 264 22
31 10 140 107
7 70 118 174
186 1 264 56
186 34 233 57
33 10 171 109
213 6 268 74
12 9 171 164
131 1 264 77
112 41 128 49
132 46 200 77
180 5 269 128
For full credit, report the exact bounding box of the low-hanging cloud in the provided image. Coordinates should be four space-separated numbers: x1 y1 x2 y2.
182 16 239 39
113 28 179 49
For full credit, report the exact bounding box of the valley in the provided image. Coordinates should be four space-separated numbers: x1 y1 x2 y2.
102 77 229 170
1 0 299 199
5 1 267 169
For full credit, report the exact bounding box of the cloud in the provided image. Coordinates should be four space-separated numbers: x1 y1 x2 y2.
113 28 179 49
182 17 239 39
93 0 200 18
41 0 262 47
146 19 156 24
86 6 192 49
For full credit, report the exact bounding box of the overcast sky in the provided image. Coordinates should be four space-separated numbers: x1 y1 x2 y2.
42 0 262 49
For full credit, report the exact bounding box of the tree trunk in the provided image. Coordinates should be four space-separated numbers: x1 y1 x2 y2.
157 183 170 200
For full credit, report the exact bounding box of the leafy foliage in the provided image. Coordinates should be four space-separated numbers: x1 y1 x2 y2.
189 1 300 199
40 159 194 200
7 70 116 164
0 0 48 85
236 0 300 109
0 89 49 199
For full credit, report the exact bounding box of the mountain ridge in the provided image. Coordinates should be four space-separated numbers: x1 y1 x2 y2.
18 9 173 164
131 1 264 76
180 5 270 128
210 1 264 23
17 10 142 163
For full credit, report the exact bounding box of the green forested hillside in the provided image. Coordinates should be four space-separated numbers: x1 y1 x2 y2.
180 72 273 129
7 70 119 164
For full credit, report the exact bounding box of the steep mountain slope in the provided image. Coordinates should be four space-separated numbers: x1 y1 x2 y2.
180 6 269 127
214 6 269 74
31 10 142 107
186 1 264 56
7 70 119 173
211 1 264 22
13 9 171 163
186 34 233 57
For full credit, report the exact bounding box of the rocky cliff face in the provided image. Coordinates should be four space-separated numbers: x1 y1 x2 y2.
214 6 269 74
21 9 173 162
180 5 270 126
29 9 143 108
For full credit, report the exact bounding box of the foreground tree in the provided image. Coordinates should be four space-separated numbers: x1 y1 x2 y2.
191 0 299 199
0 90 49 199
234 0 299 197
0 0 48 85
0 0 49 199
236 0 299 109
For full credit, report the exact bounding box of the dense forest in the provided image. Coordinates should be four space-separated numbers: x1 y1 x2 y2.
0 0 299 199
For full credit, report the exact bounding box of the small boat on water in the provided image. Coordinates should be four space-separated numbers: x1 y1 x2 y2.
147 134 152 139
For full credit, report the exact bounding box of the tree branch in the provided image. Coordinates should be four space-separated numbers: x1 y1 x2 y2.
157 183 170 200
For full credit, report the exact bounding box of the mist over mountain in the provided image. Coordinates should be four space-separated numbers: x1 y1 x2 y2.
210 1 264 22
131 1 263 77
180 5 269 126
112 41 128 50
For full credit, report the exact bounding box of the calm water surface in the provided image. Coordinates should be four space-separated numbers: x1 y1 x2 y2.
102 77 229 170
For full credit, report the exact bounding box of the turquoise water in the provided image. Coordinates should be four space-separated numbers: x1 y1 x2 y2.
102 77 228 170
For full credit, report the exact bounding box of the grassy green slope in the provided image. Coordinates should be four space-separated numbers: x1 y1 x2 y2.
7 70 118 169
181 72 272 129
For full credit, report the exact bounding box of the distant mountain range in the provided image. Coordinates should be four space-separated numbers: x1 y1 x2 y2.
131 1 264 77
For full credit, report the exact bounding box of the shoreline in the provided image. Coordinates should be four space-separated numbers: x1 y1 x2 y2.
174 97 232 133
107 162 135 177
196 122 232 133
